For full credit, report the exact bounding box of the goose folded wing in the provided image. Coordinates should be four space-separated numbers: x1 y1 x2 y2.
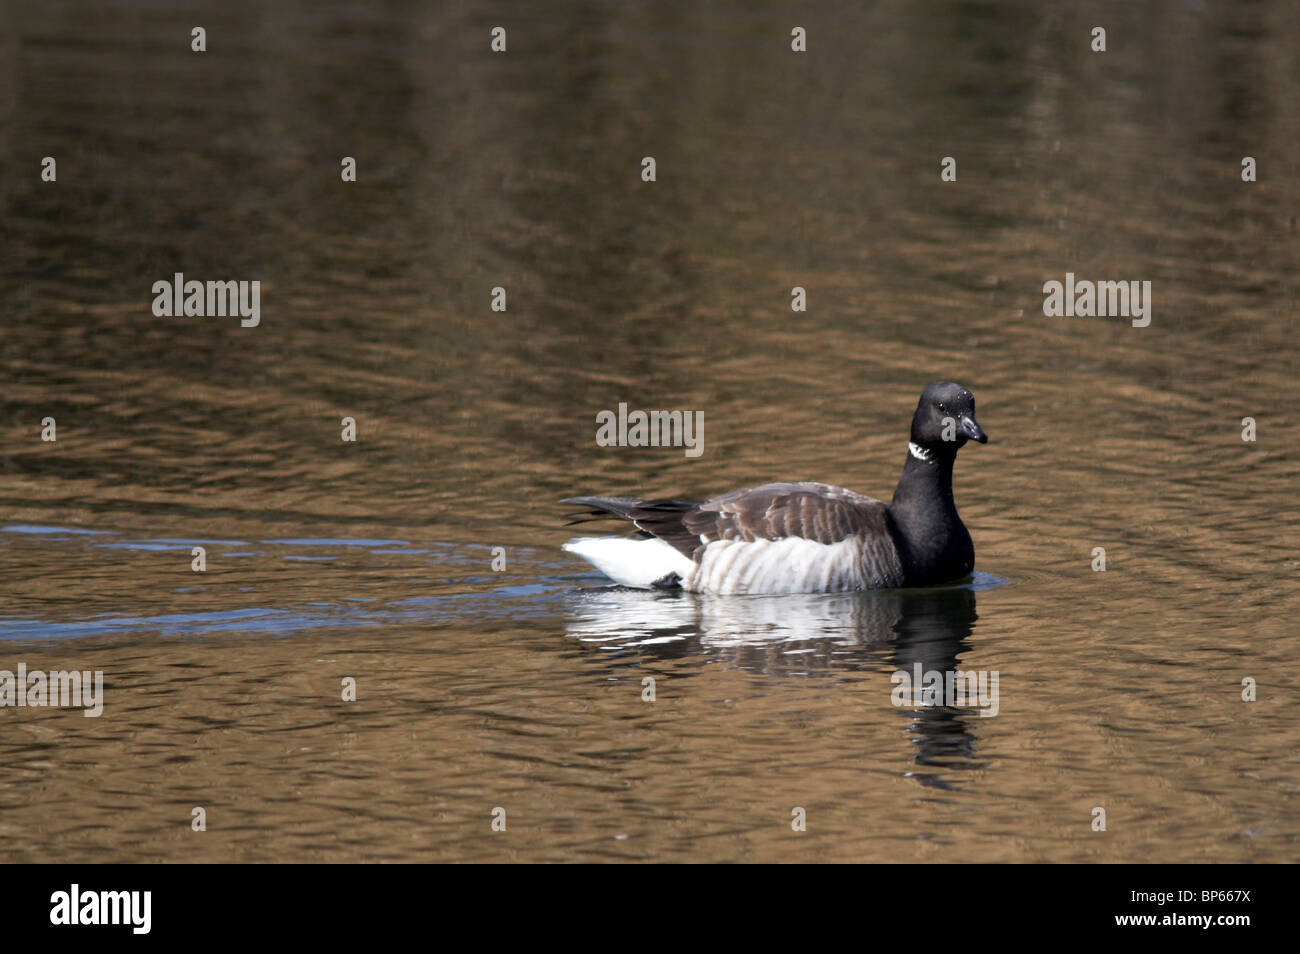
683 482 891 547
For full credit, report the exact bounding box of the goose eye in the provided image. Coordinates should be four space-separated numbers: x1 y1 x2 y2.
937 403 947 413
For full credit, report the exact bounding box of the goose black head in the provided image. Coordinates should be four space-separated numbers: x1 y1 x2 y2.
910 381 987 454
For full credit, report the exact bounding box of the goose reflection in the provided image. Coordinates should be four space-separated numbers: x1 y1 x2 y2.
565 580 989 789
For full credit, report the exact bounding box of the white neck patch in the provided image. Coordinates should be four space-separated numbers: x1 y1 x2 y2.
908 442 933 462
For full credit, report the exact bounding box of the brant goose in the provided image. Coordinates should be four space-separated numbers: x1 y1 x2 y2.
561 382 988 595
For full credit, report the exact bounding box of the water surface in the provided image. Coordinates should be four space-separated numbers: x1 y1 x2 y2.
1 0 1297 862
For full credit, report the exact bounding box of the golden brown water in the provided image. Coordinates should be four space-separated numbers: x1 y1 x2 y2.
1 0 1297 862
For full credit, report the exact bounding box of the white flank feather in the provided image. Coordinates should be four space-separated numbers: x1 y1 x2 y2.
691 537 865 595
563 536 695 589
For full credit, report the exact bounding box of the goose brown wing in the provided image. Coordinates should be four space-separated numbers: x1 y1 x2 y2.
682 482 893 546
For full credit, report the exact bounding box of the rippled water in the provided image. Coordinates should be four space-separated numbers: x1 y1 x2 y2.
1 1 1297 862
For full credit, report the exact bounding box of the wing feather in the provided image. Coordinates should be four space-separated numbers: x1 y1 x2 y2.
683 482 891 546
